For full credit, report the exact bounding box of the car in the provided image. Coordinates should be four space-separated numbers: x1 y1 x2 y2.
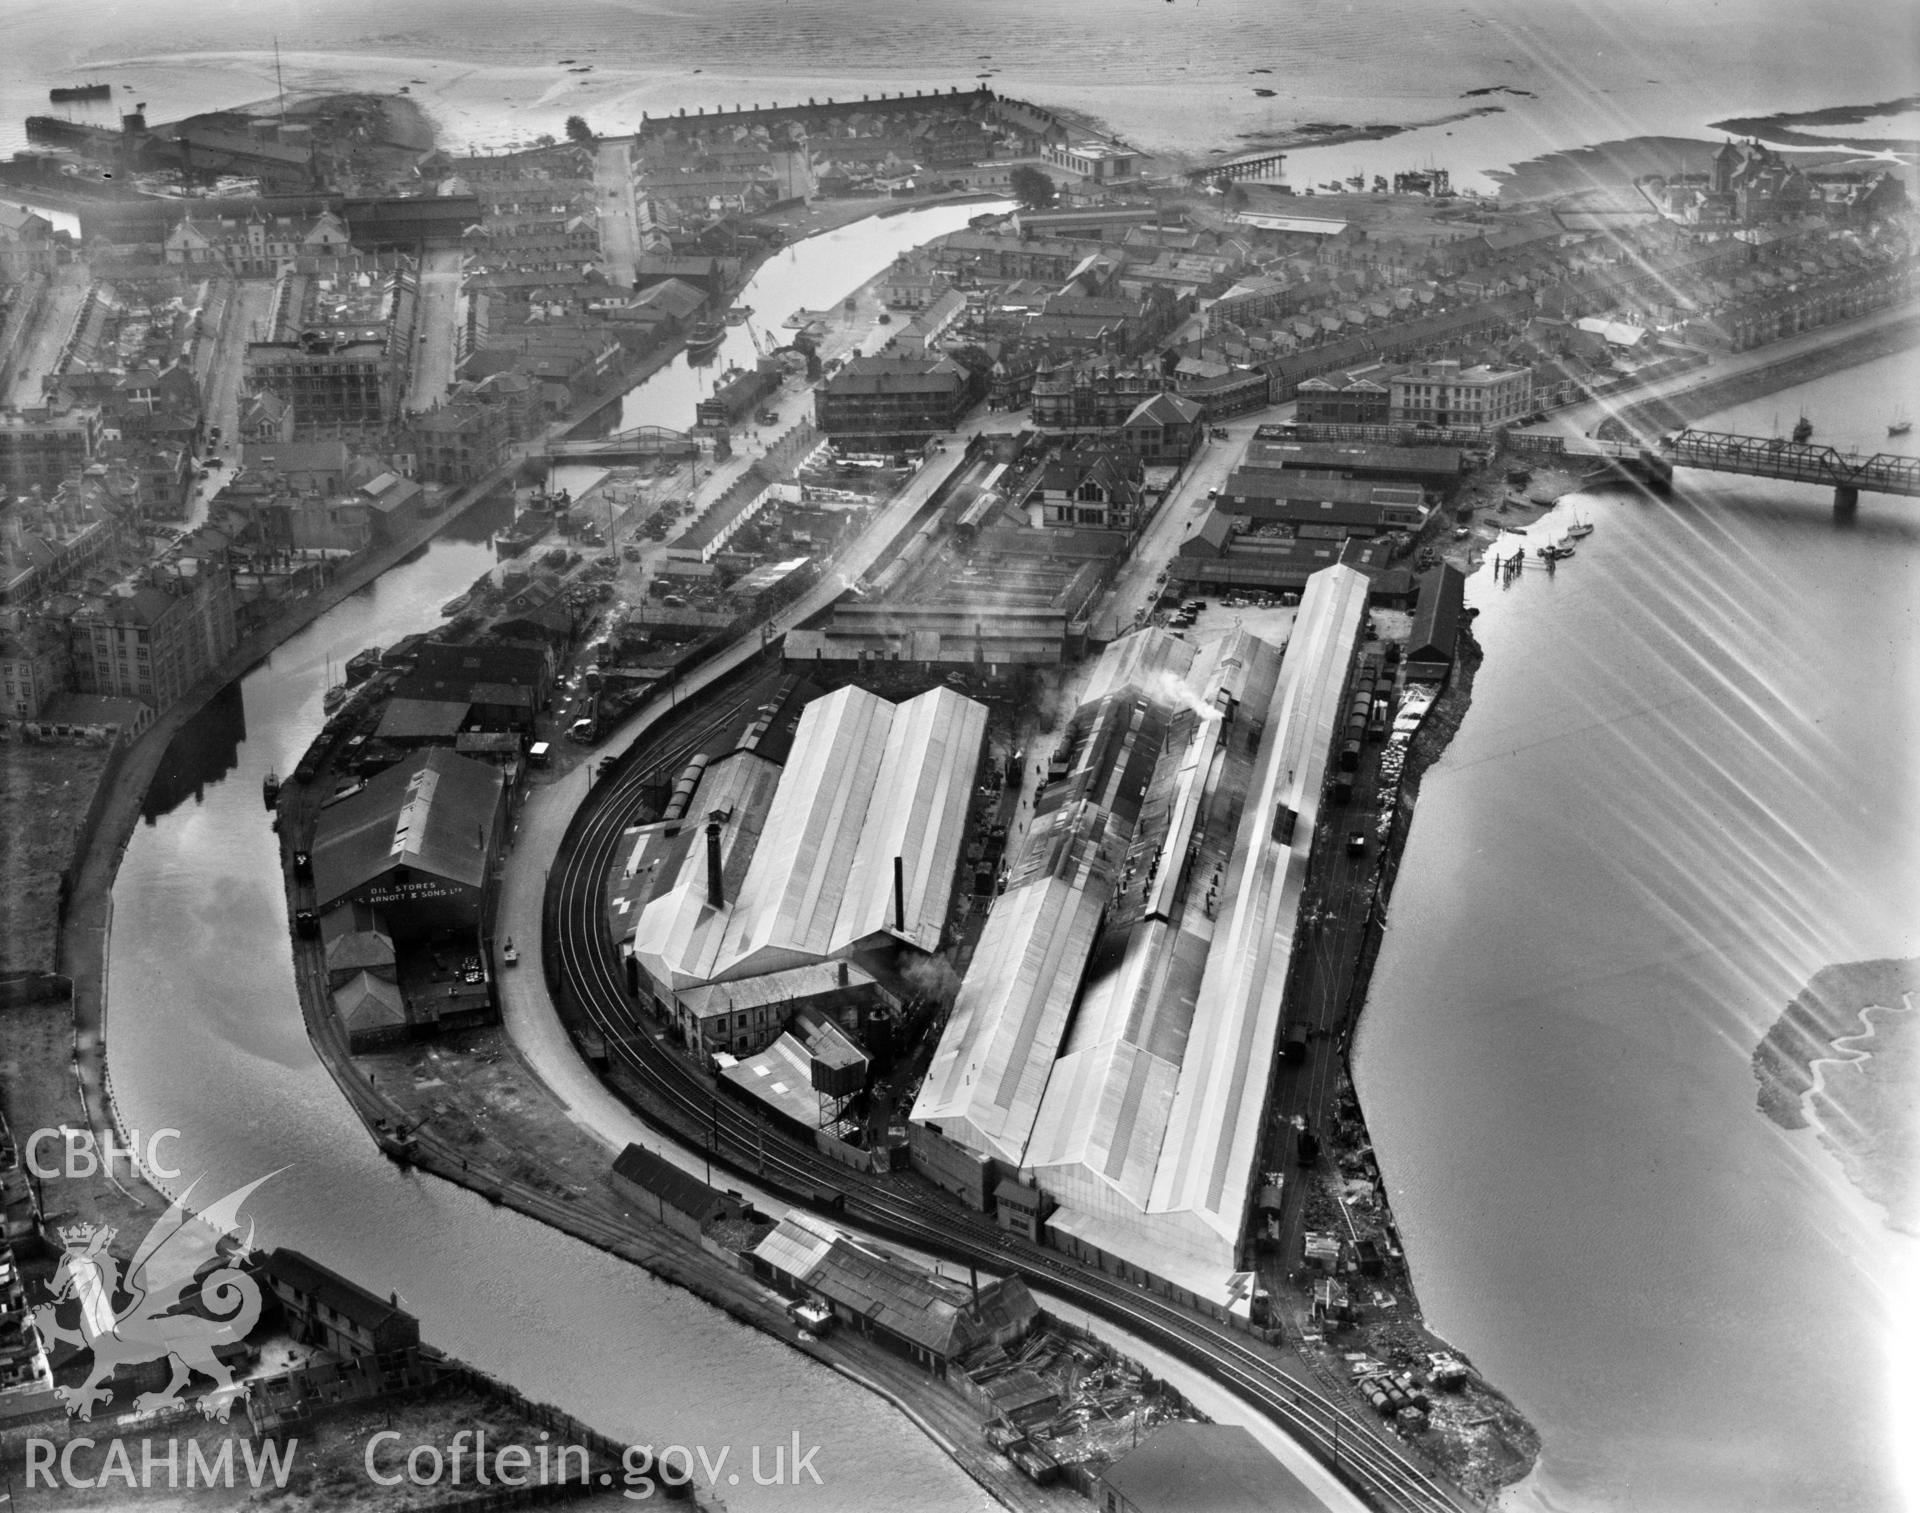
1346 831 1368 856
568 717 598 743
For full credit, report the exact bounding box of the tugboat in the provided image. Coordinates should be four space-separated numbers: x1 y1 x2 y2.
684 320 725 359
262 769 280 809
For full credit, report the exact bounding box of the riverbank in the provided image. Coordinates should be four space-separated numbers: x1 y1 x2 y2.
42 473 509 1236
266 745 1078 1513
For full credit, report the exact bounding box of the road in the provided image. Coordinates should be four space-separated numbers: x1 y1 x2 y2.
404 247 464 414
3 263 89 408
594 140 642 289
1098 405 1292 635
176 279 277 525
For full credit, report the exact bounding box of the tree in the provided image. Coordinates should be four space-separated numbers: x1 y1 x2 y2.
564 115 593 144
1009 165 1057 211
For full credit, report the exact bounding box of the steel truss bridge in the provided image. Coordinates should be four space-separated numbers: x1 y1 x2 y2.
544 424 702 462
1660 429 1920 506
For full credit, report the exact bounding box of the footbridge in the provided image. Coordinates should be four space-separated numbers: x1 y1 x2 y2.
543 425 703 463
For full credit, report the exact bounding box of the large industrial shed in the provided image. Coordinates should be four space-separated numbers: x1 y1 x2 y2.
910 566 1372 1307
623 684 989 1058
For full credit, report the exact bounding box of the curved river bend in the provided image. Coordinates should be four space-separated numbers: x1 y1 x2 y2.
1357 350 1920 1513
105 203 999 1513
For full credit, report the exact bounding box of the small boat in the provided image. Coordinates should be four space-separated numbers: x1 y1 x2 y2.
440 591 470 617
501 937 519 967
1566 512 1594 538
323 683 349 714
684 320 725 356
1889 415 1912 437
1791 414 1813 445
262 770 280 809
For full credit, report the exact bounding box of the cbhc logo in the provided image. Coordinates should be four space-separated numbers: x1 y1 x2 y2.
24 1128 182 1180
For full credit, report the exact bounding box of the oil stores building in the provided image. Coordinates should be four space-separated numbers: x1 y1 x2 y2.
908 565 1370 1317
310 748 507 1048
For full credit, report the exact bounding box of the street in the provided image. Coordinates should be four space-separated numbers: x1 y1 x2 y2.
404 246 465 415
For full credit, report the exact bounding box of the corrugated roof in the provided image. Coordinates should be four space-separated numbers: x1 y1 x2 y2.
630 686 985 991
721 1032 824 1125
748 1210 841 1282
310 750 503 910
836 686 988 954
806 1240 1033 1358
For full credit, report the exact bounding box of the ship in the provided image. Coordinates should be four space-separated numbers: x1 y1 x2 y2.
494 516 544 557
684 320 726 358
322 683 349 714
262 770 280 809
344 646 383 684
1888 414 1911 437
49 83 113 103
1791 414 1813 445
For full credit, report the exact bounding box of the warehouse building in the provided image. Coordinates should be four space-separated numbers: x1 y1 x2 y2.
1239 434 1465 487
909 566 1371 1308
309 749 506 1047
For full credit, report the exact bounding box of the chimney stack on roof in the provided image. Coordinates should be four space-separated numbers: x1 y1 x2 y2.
893 854 906 933
705 812 726 910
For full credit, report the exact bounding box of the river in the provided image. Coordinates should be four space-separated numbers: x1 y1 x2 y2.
1355 348 1920 1512
102 205 1003 1513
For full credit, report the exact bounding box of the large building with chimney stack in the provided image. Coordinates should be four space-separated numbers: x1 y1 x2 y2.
612 684 989 1071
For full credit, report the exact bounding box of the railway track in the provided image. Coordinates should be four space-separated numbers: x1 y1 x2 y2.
540 668 1464 1513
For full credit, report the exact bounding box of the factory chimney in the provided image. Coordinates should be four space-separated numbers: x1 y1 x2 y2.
893 855 906 934
705 813 725 909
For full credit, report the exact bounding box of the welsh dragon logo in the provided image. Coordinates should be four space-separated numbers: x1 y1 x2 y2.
33 1173 279 1423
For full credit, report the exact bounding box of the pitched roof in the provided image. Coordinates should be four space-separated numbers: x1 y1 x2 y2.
1100 1423 1321 1513
610 1142 726 1219
310 749 503 909
332 970 406 1032
261 1248 413 1334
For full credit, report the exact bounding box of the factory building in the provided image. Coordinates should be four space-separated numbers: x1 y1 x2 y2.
620 685 989 1060
909 566 1371 1309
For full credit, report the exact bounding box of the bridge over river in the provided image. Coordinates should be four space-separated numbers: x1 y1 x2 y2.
1514 428 1919 512
543 424 703 463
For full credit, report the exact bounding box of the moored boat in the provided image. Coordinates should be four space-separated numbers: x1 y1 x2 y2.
344 646 383 684
322 683 348 713
685 320 725 357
